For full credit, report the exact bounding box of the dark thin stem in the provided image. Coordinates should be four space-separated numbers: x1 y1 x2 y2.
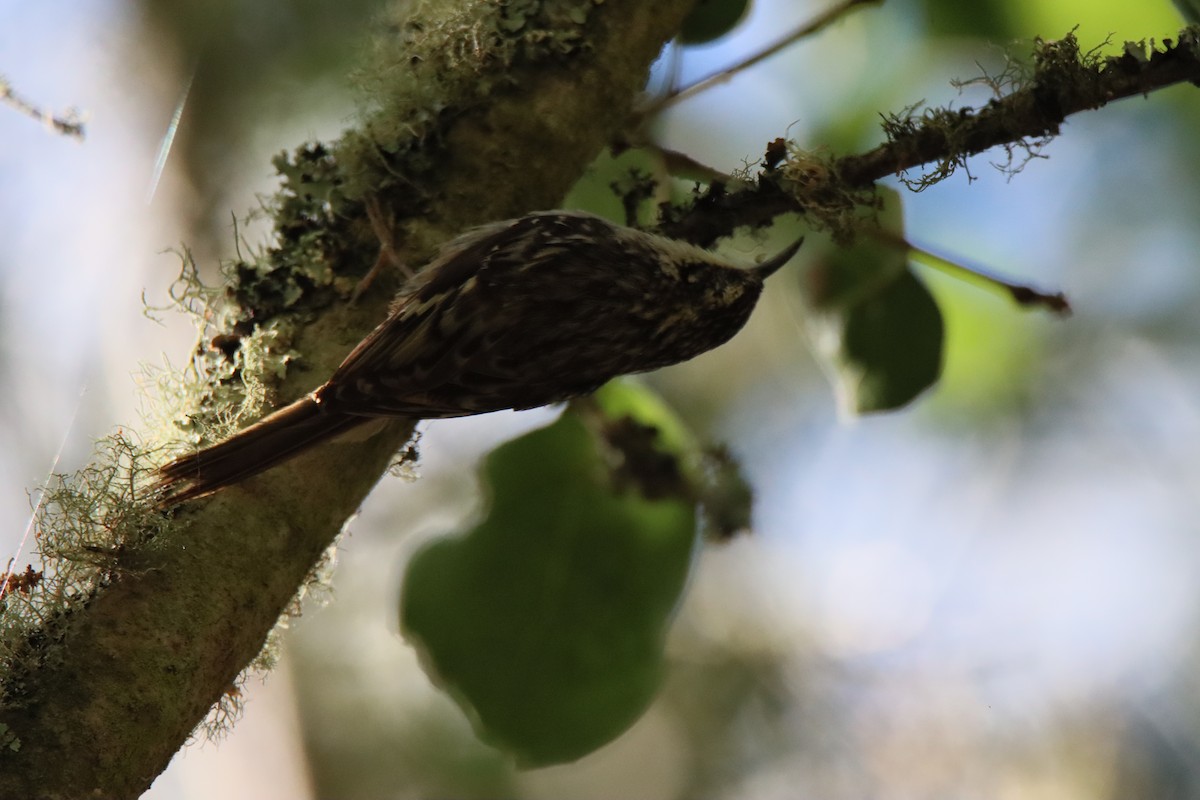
877 230 1071 314
0 78 85 140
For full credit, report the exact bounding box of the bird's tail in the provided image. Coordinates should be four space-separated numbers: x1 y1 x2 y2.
152 395 367 506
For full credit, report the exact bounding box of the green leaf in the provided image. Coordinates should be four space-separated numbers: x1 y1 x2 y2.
400 410 697 766
1174 0 1200 24
921 0 1019 38
679 0 751 45
832 267 944 412
804 189 944 413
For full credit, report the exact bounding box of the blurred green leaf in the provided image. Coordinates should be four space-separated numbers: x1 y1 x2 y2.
804 189 944 413
833 266 944 412
920 0 1018 38
679 0 751 44
1174 0 1200 24
400 410 697 766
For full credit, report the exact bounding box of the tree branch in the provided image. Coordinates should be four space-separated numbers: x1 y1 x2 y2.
837 30 1200 187
0 1 696 795
658 30 1200 244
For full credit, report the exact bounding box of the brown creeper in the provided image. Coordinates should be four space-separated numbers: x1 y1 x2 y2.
153 211 802 505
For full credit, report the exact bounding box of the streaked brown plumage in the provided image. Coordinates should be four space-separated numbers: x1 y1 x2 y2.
153 211 802 505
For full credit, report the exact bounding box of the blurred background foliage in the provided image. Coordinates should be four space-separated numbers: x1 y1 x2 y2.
4 0 1200 797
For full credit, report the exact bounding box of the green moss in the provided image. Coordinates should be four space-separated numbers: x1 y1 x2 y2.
778 147 881 243
0 433 167 707
143 249 301 453
340 0 607 207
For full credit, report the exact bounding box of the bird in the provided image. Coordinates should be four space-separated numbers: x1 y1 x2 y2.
152 210 802 505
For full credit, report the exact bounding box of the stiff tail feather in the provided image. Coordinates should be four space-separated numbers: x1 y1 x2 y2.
153 396 367 506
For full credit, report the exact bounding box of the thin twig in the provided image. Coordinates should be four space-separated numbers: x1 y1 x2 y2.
645 0 884 116
872 228 1071 314
0 77 85 140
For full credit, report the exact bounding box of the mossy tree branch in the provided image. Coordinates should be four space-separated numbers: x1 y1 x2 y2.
0 1 696 796
658 29 1200 244
838 30 1200 187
